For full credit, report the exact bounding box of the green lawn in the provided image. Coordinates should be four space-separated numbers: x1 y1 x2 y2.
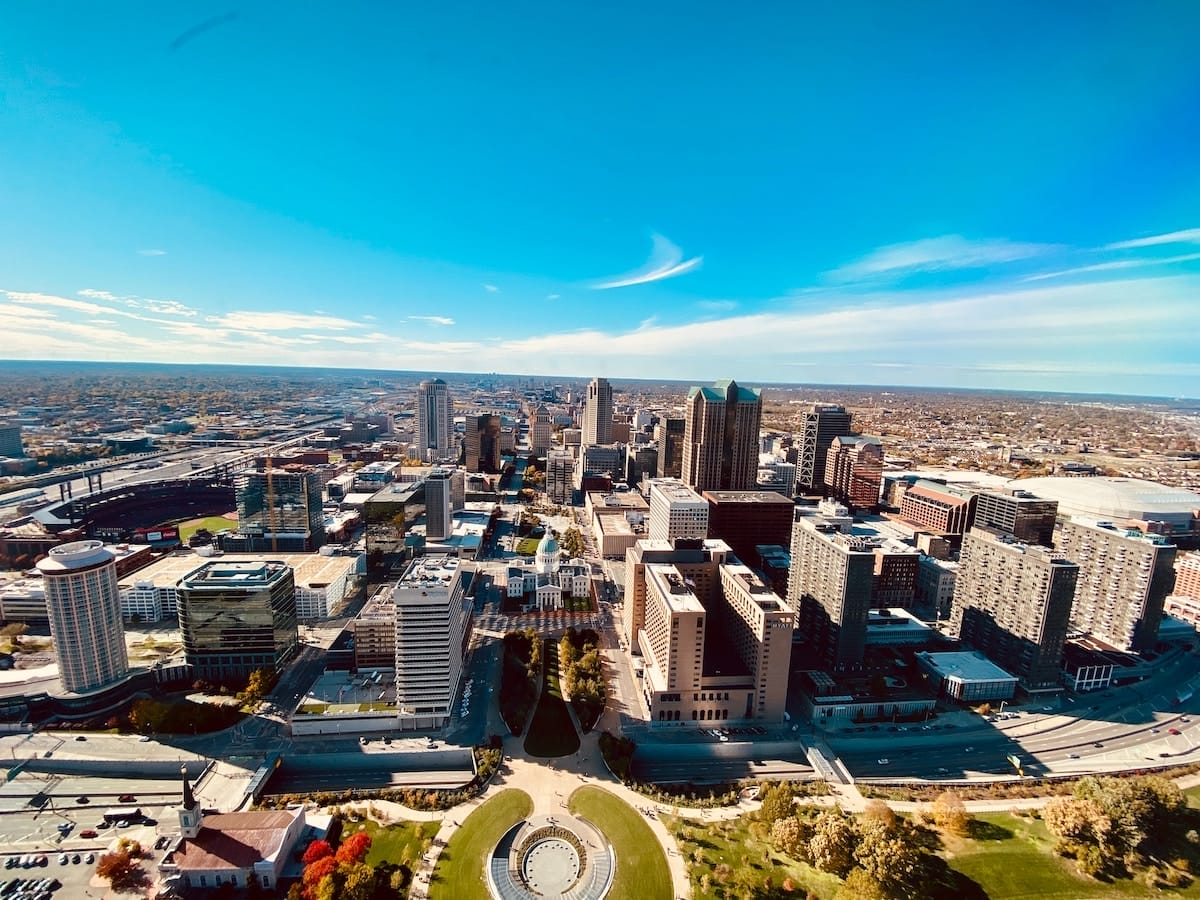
522 640 581 757
346 816 440 869
429 789 532 900
667 809 842 899
515 537 541 555
944 811 1200 899
570 786 673 900
178 514 237 542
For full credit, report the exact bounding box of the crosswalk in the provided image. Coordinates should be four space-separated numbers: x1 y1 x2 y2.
474 608 600 637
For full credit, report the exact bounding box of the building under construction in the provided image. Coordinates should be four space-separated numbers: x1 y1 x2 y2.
220 465 326 552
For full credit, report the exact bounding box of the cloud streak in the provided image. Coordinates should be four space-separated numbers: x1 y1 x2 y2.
137 248 167 256
1105 228 1200 250
410 315 455 326
592 233 702 289
828 235 1054 282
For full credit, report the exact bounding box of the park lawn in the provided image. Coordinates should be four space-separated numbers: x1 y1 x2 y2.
570 786 674 900
350 816 439 869
429 789 532 900
522 640 581 757
943 812 1199 899
666 810 842 899
515 537 541 555
178 514 237 542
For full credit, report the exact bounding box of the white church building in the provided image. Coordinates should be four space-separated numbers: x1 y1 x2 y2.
504 531 591 611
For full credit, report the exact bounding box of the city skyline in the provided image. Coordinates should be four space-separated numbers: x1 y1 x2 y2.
2 5 1199 395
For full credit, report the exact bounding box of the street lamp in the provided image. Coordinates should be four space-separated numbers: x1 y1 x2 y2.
999 700 1008 715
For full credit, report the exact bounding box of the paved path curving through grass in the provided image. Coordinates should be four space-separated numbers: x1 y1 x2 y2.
428 789 533 900
569 785 672 900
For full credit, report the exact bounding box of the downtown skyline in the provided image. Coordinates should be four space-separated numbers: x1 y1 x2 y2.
2 4 1199 396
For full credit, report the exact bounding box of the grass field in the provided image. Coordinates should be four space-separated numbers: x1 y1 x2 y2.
429 789 532 900
515 537 541 556
177 514 237 542
570 786 673 900
522 640 581 758
349 816 440 869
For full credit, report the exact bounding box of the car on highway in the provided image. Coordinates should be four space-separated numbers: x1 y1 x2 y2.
1169 728 1182 735
75 796 88 804
79 830 97 839
1093 742 1103 748
138 735 152 742
877 758 890 765
1068 753 1080 759
118 794 136 803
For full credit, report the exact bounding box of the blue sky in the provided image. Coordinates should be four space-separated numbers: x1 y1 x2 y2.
2 3 1199 396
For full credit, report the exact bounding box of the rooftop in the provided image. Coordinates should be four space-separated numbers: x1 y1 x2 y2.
121 551 356 591
703 490 795 506
181 559 291 588
916 650 1018 683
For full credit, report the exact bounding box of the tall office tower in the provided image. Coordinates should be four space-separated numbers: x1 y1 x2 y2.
574 444 624 490
624 538 792 723
0 422 24 458
624 445 658 486
655 417 685 478
898 481 974 534
424 469 453 541
872 542 920 608
464 414 502 473
797 405 854 494
916 555 957 619
703 490 794 565
823 435 884 511
36 541 129 693
787 517 876 670
392 557 473 729
416 378 453 460
530 405 552 455
648 479 709 543
581 377 613 448
682 379 762 493
949 528 1078 691
232 468 325 551
971 490 1059 546
1054 519 1176 652
547 450 575 504
178 559 299 683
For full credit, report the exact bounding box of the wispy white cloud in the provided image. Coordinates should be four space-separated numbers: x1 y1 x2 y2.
697 299 737 312
136 298 198 317
402 340 481 353
362 313 377 321
207 310 365 331
592 233 702 290
410 315 455 326
1024 251 1200 282
137 248 167 256
1105 228 1200 250
78 289 118 301
482 283 500 293
546 293 560 301
828 235 1054 282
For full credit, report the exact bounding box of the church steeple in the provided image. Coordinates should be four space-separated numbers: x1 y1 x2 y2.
178 766 201 839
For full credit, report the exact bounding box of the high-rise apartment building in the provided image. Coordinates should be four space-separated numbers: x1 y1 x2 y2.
1054 519 1176 652
530 405 552 454
546 450 575 504
36 541 129 694
464 414 501 473
898 481 974 534
971 490 1058 546
655 417 685 478
581 377 613 448
178 559 299 683
416 378 453 460
873 541 920 608
392 556 472 729
823 435 883 511
229 467 325 551
0 423 24 458
797 405 854 494
949 527 1077 691
1176 553 1200 601
682 379 762 493
623 538 730 652
648 479 709 543
787 517 876 669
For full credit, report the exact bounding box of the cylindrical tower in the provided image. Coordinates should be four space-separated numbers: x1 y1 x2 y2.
36 540 129 693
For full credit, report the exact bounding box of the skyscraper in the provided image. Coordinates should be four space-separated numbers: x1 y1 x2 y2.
530 405 552 454
0 422 24 459
655 417 685 478
230 467 325 551
425 469 453 541
682 379 762 493
582 377 613 448
972 490 1059 546
648 479 709 543
416 378 453 459
949 528 1078 691
36 540 129 693
797 405 854 494
464 414 501 473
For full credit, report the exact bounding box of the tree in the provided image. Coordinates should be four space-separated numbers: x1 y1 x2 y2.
808 809 857 877
836 867 890 900
928 790 971 835
1043 797 1111 848
336 831 372 865
96 848 140 890
1073 774 1184 854
854 819 927 897
770 816 813 862
302 839 333 865
862 799 898 831
560 526 585 558
759 781 797 826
